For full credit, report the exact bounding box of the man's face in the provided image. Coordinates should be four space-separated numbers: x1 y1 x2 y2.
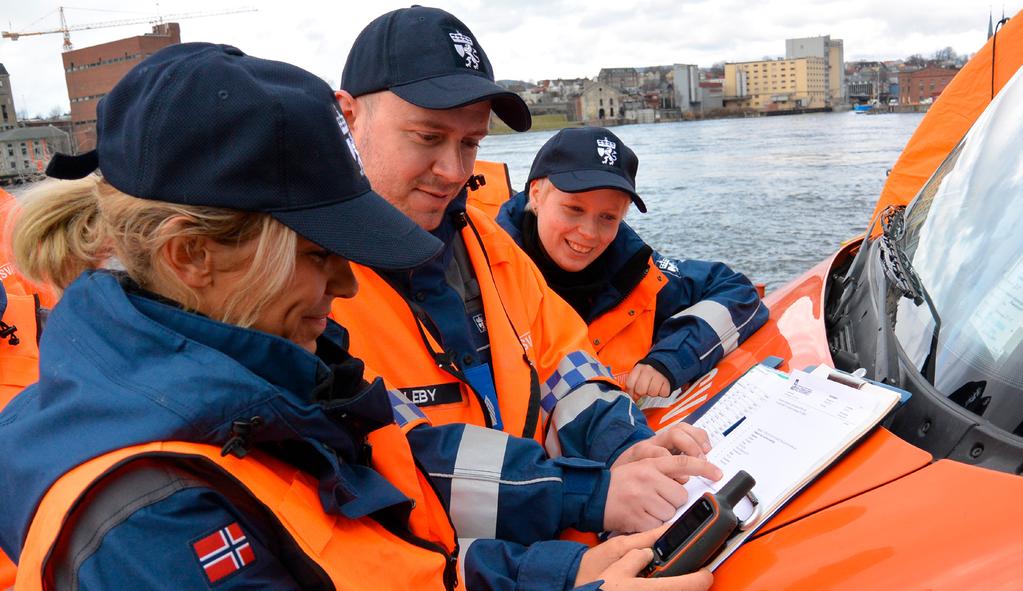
341 91 491 231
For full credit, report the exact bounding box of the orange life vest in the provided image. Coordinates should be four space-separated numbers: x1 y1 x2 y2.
0 290 41 410
466 160 515 219
0 191 57 410
587 257 668 383
1 190 60 589
14 424 458 591
332 206 613 445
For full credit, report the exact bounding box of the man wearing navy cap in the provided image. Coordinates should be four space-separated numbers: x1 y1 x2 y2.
331 7 722 585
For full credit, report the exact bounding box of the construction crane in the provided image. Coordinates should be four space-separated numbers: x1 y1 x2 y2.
2 6 257 51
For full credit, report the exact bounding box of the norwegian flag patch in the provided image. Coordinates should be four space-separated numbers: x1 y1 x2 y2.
192 522 256 584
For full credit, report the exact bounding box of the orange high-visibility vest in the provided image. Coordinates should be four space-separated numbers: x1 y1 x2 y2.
332 206 613 444
14 425 458 591
0 190 62 589
0 190 57 410
466 160 514 219
587 258 668 383
0 290 42 410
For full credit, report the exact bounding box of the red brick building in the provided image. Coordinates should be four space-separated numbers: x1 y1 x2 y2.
62 23 180 151
898 66 958 105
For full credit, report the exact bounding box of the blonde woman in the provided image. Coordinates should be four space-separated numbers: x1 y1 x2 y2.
0 44 711 591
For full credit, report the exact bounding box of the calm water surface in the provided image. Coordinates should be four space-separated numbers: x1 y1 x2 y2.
9 112 924 292
480 112 925 291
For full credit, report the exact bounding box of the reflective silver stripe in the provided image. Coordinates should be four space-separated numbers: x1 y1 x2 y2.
448 426 509 539
672 300 740 357
695 300 765 361
458 537 476 585
544 421 563 459
552 382 632 430
429 473 563 486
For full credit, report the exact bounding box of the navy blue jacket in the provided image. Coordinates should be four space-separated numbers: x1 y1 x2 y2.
0 271 607 590
498 192 768 391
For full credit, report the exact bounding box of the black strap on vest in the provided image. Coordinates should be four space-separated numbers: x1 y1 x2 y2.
460 213 543 440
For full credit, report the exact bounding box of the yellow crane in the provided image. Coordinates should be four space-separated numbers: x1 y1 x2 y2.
2 6 257 51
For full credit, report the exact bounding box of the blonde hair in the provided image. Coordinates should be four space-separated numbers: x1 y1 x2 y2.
12 175 297 328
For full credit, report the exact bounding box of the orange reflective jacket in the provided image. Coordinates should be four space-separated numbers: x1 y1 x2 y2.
1 190 60 589
0 290 41 410
15 427 458 591
332 206 621 449
588 257 668 382
466 160 514 219
0 190 57 410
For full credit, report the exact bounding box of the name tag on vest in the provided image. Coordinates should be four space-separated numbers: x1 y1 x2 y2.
399 383 463 407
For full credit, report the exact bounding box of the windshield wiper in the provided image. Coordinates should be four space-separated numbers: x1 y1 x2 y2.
878 206 942 384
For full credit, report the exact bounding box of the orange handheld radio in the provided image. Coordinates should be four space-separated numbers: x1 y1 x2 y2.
644 470 758 577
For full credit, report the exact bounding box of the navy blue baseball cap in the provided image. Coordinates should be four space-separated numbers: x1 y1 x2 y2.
340 6 531 132
46 42 442 270
526 127 645 212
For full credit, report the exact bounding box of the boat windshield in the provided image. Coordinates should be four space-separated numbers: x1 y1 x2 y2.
892 67 1023 437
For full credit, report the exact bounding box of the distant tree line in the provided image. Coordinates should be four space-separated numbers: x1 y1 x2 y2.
905 47 970 68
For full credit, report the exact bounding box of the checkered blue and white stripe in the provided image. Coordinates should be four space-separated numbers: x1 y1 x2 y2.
540 350 615 415
388 389 428 428
539 351 633 459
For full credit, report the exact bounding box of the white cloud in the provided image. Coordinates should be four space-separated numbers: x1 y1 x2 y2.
0 0 1016 117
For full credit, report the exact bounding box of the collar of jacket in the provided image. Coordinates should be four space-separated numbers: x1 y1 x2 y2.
379 188 469 291
0 270 410 558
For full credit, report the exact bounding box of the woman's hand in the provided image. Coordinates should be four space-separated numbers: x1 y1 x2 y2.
575 526 713 591
625 363 672 399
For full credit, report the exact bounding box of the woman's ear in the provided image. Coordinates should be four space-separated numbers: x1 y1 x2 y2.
160 234 215 289
528 178 547 210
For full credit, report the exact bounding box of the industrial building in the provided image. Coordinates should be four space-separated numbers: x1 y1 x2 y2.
786 35 846 107
62 23 181 151
723 57 829 112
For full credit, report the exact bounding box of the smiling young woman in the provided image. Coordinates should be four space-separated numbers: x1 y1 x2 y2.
497 127 770 400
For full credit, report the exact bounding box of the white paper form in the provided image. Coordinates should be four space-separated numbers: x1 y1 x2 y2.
682 365 789 447
660 368 900 569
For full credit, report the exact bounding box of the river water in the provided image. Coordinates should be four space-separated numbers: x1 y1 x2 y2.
8 111 924 292
480 111 926 292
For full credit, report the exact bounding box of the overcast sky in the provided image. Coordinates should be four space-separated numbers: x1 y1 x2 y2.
1 0 1018 117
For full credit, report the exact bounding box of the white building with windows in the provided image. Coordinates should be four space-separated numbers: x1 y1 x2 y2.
0 127 72 180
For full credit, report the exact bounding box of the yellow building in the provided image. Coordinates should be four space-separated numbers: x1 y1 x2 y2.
723 57 828 111
787 35 845 106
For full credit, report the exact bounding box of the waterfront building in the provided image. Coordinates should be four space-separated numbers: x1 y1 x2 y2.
580 65 721 123
723 57 828 112
673 64 722 116
0 65 16 131
0 125 71 182
699 81 724 112
62 23 180 151
579 80 627 122
898 66 958 104
846 61 898 105
538 78 587 98
786 35 846 106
